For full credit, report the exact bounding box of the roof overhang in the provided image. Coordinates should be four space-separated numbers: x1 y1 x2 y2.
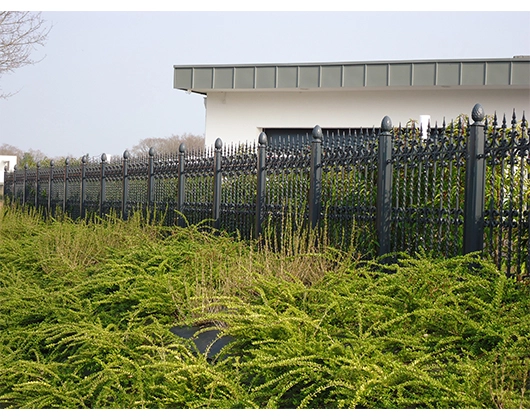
173 57 530 95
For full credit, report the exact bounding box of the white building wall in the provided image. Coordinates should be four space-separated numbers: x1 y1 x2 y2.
0 155 17 185
204 88 530 148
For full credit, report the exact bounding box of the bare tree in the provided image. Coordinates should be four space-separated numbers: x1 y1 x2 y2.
131 133 205 157
0 143 53 168
0 11 51 98
0 143 23 160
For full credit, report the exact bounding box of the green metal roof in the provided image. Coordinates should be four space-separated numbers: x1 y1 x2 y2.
173 57 530 93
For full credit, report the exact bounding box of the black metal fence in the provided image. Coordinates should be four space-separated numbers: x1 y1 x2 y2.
3 104 529 279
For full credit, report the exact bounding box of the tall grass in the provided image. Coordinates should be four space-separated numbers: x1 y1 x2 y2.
0 205 529 408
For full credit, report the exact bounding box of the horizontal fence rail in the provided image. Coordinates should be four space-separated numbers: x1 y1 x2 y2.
3 104 529 279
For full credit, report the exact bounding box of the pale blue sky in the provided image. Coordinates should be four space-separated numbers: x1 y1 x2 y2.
1 4 529 159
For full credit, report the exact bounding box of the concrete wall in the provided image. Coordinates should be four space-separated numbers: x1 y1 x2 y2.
204 87 530 148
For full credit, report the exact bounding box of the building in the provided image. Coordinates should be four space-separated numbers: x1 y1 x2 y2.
1 155 17 184
173 57 530 148
1 155 17 198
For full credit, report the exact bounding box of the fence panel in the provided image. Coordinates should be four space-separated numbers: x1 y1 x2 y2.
181 148 214 227
484 112 530 279
83 163 102 218
219 142 257 239
126 155 150 219
66 164 82 219
263 137 311 249
322 129 378 256
49 162 63 216
391 121 467 258
150 152 178 225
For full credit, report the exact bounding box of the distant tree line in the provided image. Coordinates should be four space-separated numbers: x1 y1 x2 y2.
0 133 205 169
130 133 205 156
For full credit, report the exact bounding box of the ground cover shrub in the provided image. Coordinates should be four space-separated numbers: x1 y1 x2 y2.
0 206 528 408
198 253 530 408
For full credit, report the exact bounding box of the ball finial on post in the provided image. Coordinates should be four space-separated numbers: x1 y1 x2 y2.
381 116 392 132
258 131 268 146
312 125 323 141
472 104 485 124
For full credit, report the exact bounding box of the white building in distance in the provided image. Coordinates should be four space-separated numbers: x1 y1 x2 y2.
0 155 17 185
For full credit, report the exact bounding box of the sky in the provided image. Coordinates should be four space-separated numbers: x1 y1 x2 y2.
0 2 529 161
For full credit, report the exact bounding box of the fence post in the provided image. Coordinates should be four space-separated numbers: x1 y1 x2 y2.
80 155 87 219
309 125 323 229
48 160 54 215
63 158 69 213
2 165 6 202
11 165 17 204
22 164 27 206
122 150 130 220
463 103 486 254
255 132 268 239
8 165 14 203
177 143 186 227
212 138 223 230
99 153 107 218
35 162 40 209
377 116 393 256
147 147 155 208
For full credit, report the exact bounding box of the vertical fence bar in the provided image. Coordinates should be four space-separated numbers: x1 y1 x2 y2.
80 155 87 219
177 143 186 227
212 138 223 230
377 116 393 256
99 153 107 218
147 147 155 208
464 103 486 254
122 150 129 220
255 132 268 239
48 160 54 215
309 125 323 229
63 158 69 213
